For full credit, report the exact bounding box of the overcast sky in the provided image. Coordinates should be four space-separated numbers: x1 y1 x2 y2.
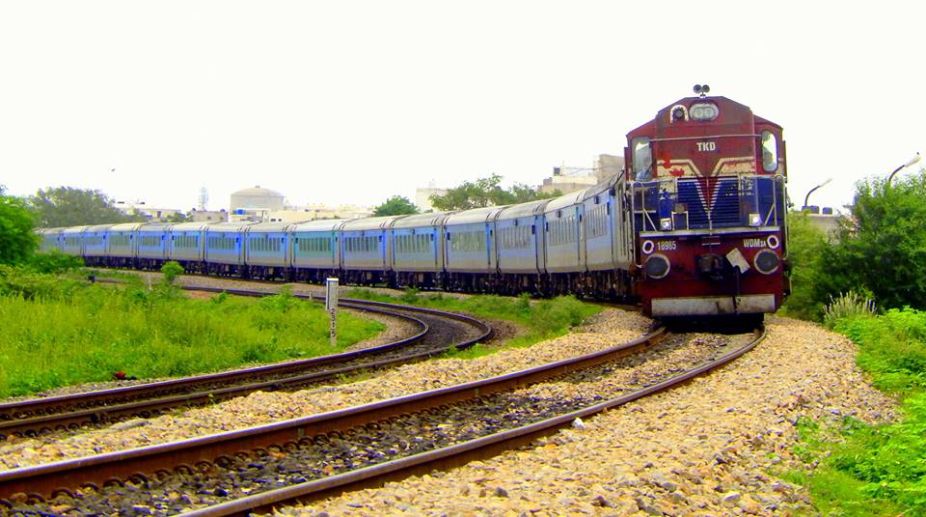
2 1 924 213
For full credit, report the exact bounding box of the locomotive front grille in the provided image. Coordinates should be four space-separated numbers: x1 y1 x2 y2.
677 178 740 228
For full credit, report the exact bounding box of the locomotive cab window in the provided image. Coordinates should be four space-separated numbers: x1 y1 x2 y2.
632 137 652 180
761 131 778 172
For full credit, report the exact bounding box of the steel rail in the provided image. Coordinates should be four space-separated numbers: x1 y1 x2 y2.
0 295 491 438
187 326 765 516
0 327 664 502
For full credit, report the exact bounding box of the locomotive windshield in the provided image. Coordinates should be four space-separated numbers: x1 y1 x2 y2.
632 137 652 180
761 131 778 172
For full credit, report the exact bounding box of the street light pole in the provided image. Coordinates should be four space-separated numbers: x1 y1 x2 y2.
803 178 832 211
887 153 921 185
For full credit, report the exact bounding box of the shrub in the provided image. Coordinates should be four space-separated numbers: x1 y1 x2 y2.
823 291 877 329
25 251 84 274
0 194 38 265
160 261 184 285
0 280 383 397
817 171 926 311
780 212 830 321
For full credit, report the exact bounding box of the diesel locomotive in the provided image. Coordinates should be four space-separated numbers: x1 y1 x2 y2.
39 87 789 320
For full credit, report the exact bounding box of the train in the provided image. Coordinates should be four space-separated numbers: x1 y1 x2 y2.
37 87 789 320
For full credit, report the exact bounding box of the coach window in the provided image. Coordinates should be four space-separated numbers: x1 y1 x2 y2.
761 131 778 172
632 137 652 180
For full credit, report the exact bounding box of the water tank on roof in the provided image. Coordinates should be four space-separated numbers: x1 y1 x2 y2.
230 185 284 211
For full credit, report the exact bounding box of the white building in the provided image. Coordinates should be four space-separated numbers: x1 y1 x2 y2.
114 201 184 222
229 185 286 222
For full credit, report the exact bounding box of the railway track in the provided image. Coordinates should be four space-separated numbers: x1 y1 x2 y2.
0 289 492 439
0 325 765 515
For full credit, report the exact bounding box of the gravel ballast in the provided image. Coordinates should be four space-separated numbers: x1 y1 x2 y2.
0 277 896 515
275 316 896 516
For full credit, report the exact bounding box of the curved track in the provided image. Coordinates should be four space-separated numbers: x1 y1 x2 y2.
0 325 765 515
0 290 492 439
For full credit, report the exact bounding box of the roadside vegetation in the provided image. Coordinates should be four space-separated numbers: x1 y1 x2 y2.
346 288 600 358
0 263 383 398
781 170 926 516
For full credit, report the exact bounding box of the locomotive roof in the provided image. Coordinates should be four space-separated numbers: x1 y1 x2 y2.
625 95 781 138
61 226 89 234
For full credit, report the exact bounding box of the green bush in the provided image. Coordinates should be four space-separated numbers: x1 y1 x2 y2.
0 264 84 300
780 212 830 321
791 308 926 514
0 278 384 397
25 251 85 274
0 194 38 265
345 289 600 353
823 291 877 329
817 171 926 311
160 260 184 285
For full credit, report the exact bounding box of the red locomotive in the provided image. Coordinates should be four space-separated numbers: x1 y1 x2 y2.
626 85 788 321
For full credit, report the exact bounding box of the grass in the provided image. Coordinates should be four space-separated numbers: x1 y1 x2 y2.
786 306 926 515
0 269 384 398
346 288 601 358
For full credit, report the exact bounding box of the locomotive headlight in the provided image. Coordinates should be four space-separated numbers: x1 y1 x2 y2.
690 102 719 121
748 213 762 226
754 249 780 275
644 254 671 279
660 218 673 231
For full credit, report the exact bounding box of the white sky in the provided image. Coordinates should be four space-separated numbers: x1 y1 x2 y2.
1 1 924 212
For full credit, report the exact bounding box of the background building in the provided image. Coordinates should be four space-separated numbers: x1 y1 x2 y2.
189 209 228 223
229 185 286 222
265 204 373 223
539 154 625 195
114 201 184 222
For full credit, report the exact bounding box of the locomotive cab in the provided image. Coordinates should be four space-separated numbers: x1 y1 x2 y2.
625 86 788 318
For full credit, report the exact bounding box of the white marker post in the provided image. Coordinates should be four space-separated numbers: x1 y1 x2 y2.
326 277 339 347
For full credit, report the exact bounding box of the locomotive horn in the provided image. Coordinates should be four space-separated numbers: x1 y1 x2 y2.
693 84 710 97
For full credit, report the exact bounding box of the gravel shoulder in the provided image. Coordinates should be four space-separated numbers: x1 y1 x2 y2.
276 315 897 516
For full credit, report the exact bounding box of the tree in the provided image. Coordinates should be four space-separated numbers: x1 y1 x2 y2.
816 171 926 310
429 173 560 211
373 196 420 216
27 187 145 227
165 212 190 223
780 211 830 320
0 193 39 264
